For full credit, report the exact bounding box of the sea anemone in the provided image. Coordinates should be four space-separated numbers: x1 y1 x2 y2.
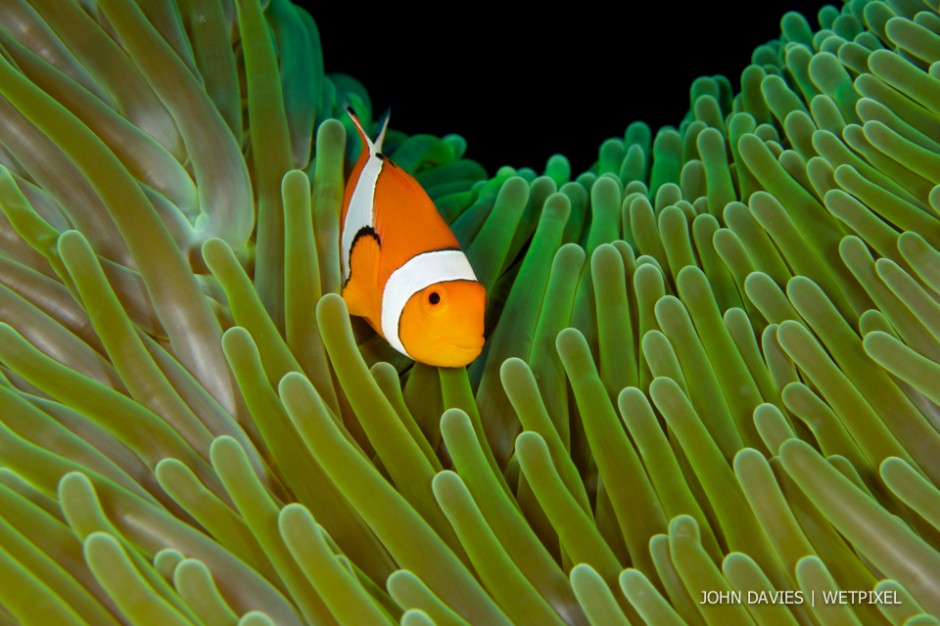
0 0 938 624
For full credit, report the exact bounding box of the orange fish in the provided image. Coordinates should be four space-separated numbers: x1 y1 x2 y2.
340 107 486 367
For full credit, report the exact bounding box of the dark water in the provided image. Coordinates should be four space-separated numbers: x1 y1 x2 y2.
304 1 830 174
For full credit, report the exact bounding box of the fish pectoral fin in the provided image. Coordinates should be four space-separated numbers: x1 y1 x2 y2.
342 234 380 317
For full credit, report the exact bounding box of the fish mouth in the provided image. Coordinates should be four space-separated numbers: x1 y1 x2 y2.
433 340 484 365
431 342 484 368
421 337 484 366
454 339 485 353
430 335 484 353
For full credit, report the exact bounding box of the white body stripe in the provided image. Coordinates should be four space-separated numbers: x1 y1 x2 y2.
381 250 479 357
341 153 384 281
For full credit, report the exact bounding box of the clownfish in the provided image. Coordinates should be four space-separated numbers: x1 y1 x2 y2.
340 107 486 367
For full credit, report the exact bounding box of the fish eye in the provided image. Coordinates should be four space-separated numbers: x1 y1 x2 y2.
428 292 441 305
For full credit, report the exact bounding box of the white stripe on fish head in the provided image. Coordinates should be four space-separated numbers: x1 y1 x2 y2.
381 249 479 358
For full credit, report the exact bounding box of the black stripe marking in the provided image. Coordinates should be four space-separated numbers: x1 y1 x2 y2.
343 226 382 288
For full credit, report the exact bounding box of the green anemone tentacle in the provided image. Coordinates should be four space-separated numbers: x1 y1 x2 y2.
0 1 937 624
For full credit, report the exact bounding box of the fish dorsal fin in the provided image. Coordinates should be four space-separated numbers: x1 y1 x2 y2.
344 105 391 156
373 109 391 153
341 105 389 282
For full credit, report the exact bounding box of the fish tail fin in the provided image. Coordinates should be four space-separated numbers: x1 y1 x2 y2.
342 231 381 317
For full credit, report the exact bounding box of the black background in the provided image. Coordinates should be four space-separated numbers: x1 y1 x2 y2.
298 2 830 175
